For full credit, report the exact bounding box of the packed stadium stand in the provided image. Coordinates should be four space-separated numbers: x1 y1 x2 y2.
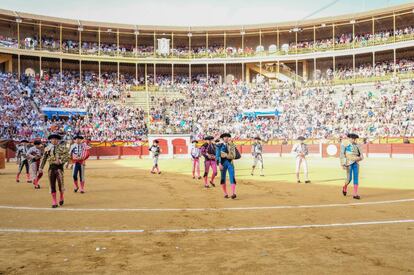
1 3 414 143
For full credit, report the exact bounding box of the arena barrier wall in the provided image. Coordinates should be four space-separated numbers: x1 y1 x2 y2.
0 149 5 169
4 143 414 162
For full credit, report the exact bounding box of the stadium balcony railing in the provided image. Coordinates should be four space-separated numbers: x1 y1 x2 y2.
329 71 414 86
125 71 414 91
5 33 414 60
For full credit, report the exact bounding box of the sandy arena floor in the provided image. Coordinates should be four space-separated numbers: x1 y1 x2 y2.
0 159 413 274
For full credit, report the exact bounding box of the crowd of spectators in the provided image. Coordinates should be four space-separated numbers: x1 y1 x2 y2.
1 25 413 57
148 79 414 141
0 72 147 141
1 63 414 142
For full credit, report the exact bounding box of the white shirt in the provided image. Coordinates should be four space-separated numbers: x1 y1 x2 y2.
291 143 308 158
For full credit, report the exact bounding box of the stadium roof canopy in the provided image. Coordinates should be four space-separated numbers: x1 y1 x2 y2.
0 0 413 31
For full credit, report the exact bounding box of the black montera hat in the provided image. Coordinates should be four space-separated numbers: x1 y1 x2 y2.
48 134 62 140
33 140 42 145
220 133 231 138
347 133 359 139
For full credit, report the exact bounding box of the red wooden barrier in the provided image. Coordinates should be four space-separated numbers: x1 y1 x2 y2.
96 147 119 157
6 148 15 161
5 143 414 162
88 146 99 160
0 151 5 169
360 144 368 156
122 146 142 157
389 144 414 156
141 146 149 156
308 144 320 154
240 145 251 154
263 144 281 154
366 144 392 157
172 139 188 154
173 145 187 154
157 139 168 155
281 145 293 155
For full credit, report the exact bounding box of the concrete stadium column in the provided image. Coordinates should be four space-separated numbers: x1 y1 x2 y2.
79 28 82 55
277 60 280 74
352 22 355 49
352 54 355 80
224 32 227 57
206 63 209 79
259 29 262 46
153 32 156 57
117 29 120 56
295 31 298 55
188 32 192 58
302 60 308 81
313 26 316 51
38 22 42 50
117 62 120 84
59 25 63 51
17 54 20 79
393 13 396 43
154 63 156 84
393 49 396 74
245 64 250 83
16 21 20 49
171 64 174 84
295 60 298 81
372 52 375 69
145 64 150 125
60 58 62 83
206 32 208 56
98 28 101 56
171 32 174 57
241 32 244 55
145 63 148 87
135 32 138 57
135 63 138 83
98 61 101 85
372 17 375 42
276 29 279 50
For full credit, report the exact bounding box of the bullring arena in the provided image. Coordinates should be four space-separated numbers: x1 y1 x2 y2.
1 0 414 274
1 144 414 274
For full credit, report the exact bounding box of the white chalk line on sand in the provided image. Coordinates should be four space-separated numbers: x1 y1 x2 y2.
0 198 413 212
0 219 413 234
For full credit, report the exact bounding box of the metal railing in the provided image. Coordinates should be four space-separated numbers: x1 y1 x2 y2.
5 33 413 60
